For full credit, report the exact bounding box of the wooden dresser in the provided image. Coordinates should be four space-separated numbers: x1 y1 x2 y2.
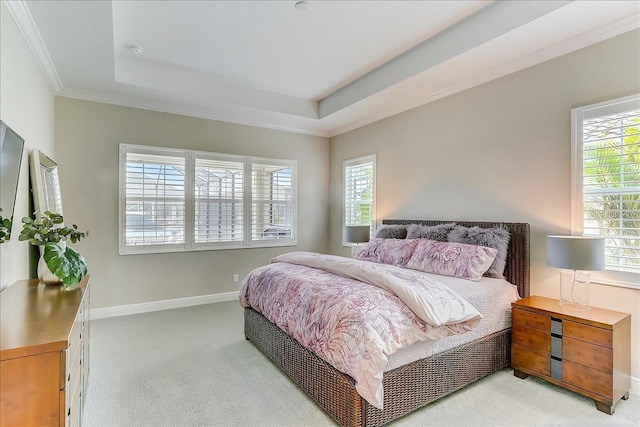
0 275 90 426
511 295 630 414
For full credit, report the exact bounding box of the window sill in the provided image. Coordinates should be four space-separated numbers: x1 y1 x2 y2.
591 271 639 290
119 240 296 255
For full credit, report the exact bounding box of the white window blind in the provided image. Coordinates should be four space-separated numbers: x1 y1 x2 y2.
124 150 186 247
250 160 295 242
344 155 376 244
194 156 244 244
120 144 296 254
572 95 640 287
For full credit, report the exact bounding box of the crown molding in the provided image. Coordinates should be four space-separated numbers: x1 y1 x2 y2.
5 0 63 93
56 87 331 138
7 0 639 139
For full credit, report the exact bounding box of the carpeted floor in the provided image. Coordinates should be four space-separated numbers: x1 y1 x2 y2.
83 301 639 426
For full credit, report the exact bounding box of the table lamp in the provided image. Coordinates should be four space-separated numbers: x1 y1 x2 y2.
546 235 605 311
345 225 371 257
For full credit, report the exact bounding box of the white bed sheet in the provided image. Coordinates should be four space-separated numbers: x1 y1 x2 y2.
384 272 520 372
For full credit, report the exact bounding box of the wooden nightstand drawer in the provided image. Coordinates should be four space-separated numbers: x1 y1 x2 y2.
512 343 550 376
512 323 550 352
511 296 630 415
513 309 549 330
563 359 613 399
563 337 612 373
563 321 612 348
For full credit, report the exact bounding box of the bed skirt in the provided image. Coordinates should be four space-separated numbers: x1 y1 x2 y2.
244 307 511 427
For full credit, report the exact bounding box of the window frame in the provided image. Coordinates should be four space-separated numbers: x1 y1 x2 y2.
119 144 297 255
343 154 376 246
571 94 640 289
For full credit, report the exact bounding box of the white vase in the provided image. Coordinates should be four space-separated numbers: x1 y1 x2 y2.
38 255 63 285
37 242 65 286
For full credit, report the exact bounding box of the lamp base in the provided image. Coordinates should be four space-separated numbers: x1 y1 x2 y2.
559 269 590 311
351 243 366 258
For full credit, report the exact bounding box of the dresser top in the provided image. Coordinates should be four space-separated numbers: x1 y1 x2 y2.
0 276 89 360
512 296 630 329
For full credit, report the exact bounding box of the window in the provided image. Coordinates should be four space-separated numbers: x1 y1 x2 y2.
120 144 296 254
343 154 376 245
571 95 639 288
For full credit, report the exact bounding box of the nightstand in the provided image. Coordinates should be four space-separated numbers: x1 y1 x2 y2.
511 296 631 414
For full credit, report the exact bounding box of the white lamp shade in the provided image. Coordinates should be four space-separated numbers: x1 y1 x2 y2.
345 225 371 243
546 235 605 271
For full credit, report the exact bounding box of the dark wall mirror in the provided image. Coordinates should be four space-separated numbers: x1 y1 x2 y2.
0 121 25 242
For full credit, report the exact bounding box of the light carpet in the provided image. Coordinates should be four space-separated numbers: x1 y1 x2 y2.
83 301 639 426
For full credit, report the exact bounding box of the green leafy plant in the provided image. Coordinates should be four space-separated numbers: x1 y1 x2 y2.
19 211 89 286
0 208 11 244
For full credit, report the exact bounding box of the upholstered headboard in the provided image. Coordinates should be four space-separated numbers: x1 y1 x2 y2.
382 219 531 298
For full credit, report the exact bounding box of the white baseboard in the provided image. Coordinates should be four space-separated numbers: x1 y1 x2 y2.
90 291 239 320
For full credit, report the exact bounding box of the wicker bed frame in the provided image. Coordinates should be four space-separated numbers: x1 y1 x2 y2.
244 220 530 426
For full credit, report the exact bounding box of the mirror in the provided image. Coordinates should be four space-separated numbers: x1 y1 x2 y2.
29 149 63 216
0 121 25 242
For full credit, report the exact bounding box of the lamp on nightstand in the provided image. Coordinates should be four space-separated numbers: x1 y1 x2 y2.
546 235 605 311
345 225 370 257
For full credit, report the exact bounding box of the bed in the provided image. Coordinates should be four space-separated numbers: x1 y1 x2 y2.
242 219 530 426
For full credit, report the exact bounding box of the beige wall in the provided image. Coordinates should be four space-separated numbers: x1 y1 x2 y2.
3 0 638 379
0 2 55 288
54 98 330 309
330 30 640 378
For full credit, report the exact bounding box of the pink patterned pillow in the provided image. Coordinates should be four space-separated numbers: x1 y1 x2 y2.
355 238 419 268
406 240 498 281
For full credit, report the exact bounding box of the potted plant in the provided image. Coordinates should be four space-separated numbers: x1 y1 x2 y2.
19 211 89 287
0 208 11 244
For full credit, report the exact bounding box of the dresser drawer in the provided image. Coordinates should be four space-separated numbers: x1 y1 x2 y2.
67 370 82 427
513 308 550 331
68 345 82 394
68 311 82 363
563 359 613 399
512 323 550 352
563 337 612 374
563 321 612 348
512 343 550 376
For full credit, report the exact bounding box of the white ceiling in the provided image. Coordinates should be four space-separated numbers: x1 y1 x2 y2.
7 1 640 137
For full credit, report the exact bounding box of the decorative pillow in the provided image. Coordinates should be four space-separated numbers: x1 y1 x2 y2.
406 240 498 281
447 225 511 279
355 238 418 268
374 225 408 239
406 222 456 241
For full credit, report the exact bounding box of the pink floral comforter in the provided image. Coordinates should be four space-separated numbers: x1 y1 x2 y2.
239 252 482 409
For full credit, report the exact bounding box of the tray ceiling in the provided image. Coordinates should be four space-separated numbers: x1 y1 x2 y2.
7 1 639 137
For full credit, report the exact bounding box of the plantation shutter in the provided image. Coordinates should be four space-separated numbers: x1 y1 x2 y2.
120 144 297 253
578 97 640 274
194 155 244 244
250 159 295 243
344 155 376 243
123 148 186 248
